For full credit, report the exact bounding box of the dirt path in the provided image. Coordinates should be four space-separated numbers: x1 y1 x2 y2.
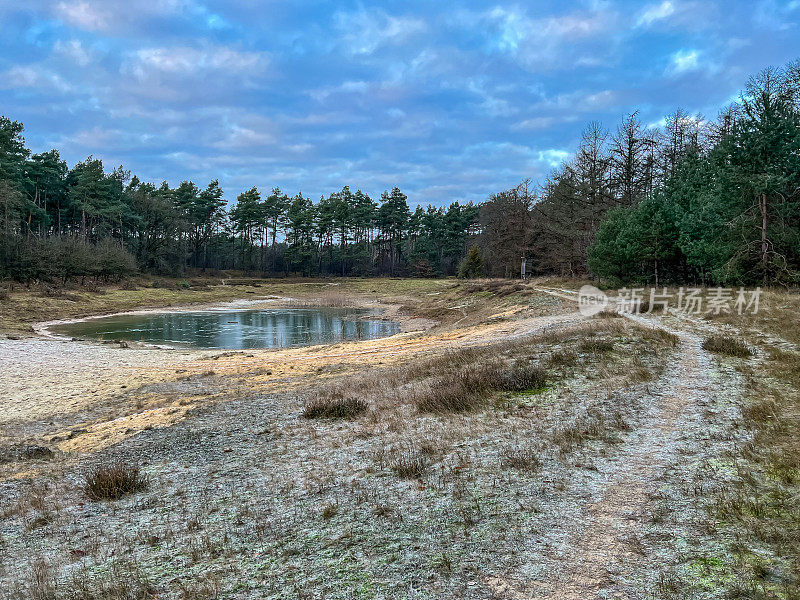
532 287 738 598
555 322 712 597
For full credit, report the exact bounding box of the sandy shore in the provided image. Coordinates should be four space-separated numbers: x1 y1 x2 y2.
1 296 571 455
0 336 201 429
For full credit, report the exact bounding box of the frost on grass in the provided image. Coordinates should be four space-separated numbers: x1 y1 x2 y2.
0 319 682 598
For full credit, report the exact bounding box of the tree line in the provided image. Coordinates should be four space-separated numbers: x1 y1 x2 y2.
1 60 798 286
0 134 481 281
587 63 800 286
481 60 800 286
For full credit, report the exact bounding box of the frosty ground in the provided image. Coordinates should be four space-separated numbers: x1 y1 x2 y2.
0 278 797 599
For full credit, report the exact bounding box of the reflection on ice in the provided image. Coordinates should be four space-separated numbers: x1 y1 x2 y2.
50 308 399 349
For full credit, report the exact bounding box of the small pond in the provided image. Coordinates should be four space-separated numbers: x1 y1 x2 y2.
49 307 400 349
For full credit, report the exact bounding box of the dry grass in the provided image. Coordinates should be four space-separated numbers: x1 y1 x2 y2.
84 461 149 501
13 556 157 600
594 309 622 319
502 361 548 391
767 348 800 386
302 396 367 419
547 349 579 368
627 356 656 383
499 445 542 471
703 287 800 345
578 338 615 353
412 360 549 413
321 504 339 519
741 397 780 424
389 448 429 479
70 561 155 600
0 444 54 464
284 290 357 307
412 378 485 413
702 334 753 358
637 326 680 346
293 319 672 419
464 279 526 297
552 405 630 453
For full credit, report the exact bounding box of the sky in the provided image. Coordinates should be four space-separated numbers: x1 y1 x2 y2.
1 1 800 207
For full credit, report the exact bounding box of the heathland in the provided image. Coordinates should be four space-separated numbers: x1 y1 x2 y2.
1 277 799 599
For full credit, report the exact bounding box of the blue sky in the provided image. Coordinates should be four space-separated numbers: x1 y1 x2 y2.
1 1 799 206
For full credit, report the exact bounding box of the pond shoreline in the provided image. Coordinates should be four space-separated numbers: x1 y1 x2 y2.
44 305 401 350
32 296 432 343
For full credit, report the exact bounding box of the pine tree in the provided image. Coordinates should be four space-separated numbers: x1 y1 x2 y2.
458 245 483 278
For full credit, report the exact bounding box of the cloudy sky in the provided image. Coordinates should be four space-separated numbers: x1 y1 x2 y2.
2 1 799 206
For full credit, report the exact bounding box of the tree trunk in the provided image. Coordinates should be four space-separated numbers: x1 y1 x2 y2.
271 223 278 273
760 193 768 286
654 259 659 288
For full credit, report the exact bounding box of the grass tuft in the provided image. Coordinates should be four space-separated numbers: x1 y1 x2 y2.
741 397 779 424
702 334 752 358
548 350 579 367
84 461 149 501
501 362 548 392
578 338 615 353
302 397 367 419
414 360 550 413
499 446 541 471
321 504 339 520
413 380 481 413
390 450 428 479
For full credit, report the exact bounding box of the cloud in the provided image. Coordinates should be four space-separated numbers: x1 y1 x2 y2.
460 6 618 71
636 1 676 27
310 80 370 101
334 8 427 55
466 78 518 117
211 115 277 149
55 1 108 31
542 89 620 112
1 66 73 93
667 48 701 74
54 0 228 33
53 39 94 66
755 0 800 29
113 45 270 104
515 117 557 130
4 0 800 208
486 7 526 52
65 126 127 148
130 46 264 77
538 149 570 168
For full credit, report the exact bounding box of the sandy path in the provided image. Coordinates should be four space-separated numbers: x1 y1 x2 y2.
531 287 734 598
553 321 712 597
